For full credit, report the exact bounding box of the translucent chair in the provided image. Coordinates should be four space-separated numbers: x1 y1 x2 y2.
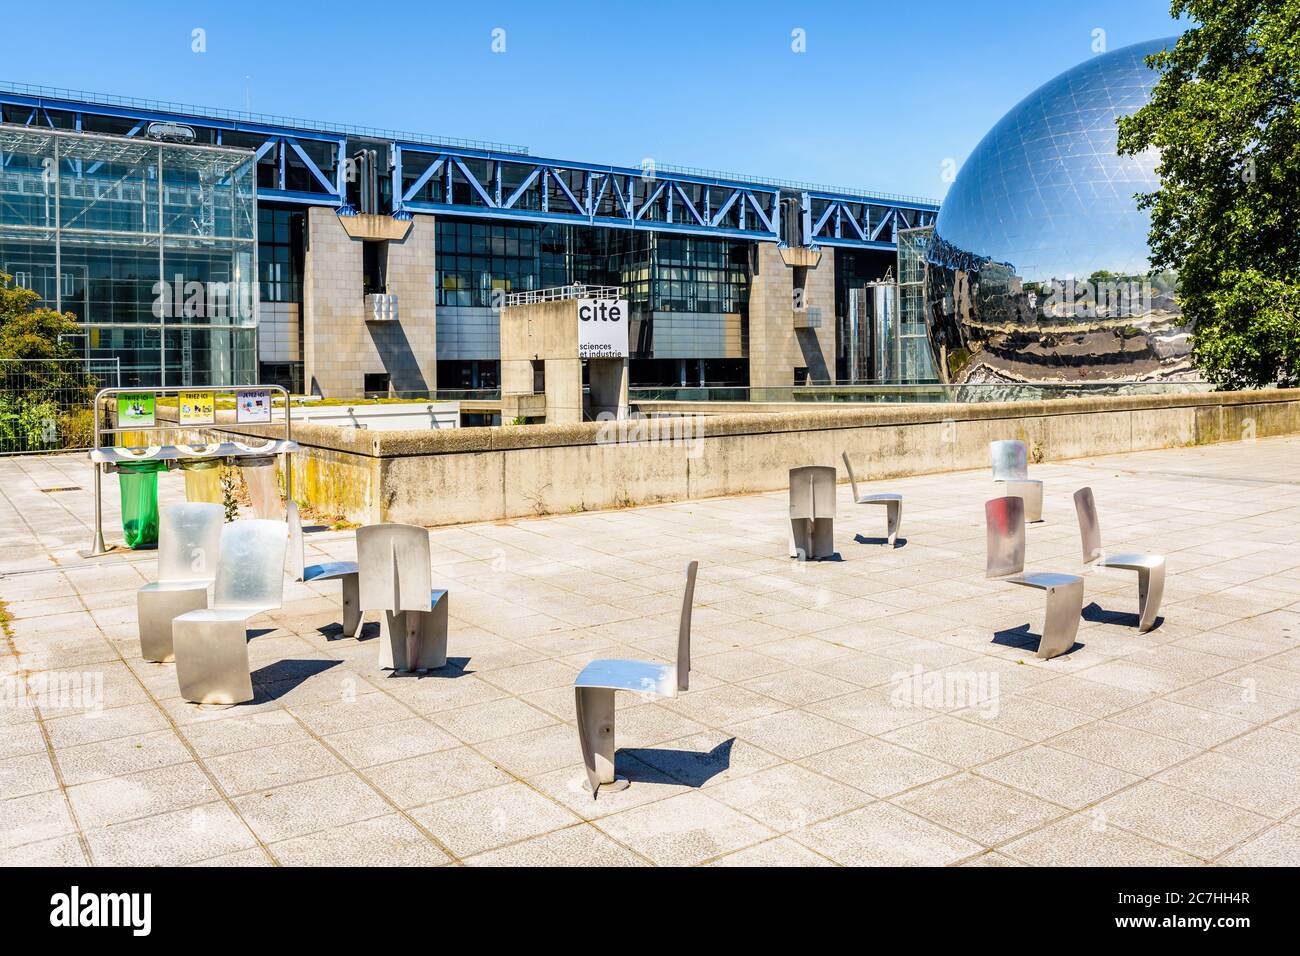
288 501 360 638
1073 487 1165 632
172 519 289 704
991 439 1043 522
841 451 903 547
357 523 449 672
986 496 1082 659
137 503 224 662
573 561 698 797
789 465 837 560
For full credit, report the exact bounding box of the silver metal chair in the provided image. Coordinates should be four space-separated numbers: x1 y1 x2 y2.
789 465 837 560
357 523 449 672
172 519 289 704
1073 486 1165 632
288 501 361 638
991 439 1043 522
841 451 903 547
986 496 1082 659
573 560 698 797
138 503 224 663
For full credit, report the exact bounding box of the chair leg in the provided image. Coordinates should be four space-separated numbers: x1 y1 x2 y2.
341 573 361 638
884 500 902 547
811 517 834 559
1136 561 1166 633
138 586 208 663
173 617 253 704
575 685 628 798
790 518 811 560
1037 578 1083 659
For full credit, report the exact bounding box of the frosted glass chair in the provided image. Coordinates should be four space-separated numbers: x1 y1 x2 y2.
138 503 224 662
288 501 360 638
986 496 1082 660
789 465 837 560
573 560 698 797
991 439 1043 522
841 452 903 547
172 518 289 704
357 523 449 672
1073 487 1166 632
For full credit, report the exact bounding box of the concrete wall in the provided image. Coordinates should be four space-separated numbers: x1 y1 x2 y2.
303 210 437 397
747 243 836 388
211 389 1300 527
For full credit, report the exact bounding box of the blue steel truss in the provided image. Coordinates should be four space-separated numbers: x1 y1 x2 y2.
0 85 938 247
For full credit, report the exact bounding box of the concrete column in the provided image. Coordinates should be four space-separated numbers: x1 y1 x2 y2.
746 244 836 390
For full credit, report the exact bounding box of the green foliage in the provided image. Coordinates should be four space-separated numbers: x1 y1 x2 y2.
1116 1 1300 388
0 394 60 451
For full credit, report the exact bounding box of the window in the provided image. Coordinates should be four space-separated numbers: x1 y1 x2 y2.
531 359 545 394
363 372 390 396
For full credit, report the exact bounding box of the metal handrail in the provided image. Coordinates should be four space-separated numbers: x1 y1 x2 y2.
504 284 621 306
649 162 941 207
87 384 292 555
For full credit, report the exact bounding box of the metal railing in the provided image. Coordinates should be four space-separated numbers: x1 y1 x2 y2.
0 357 120 454
629 381 1213 405
648 162 941 207
504 284 621 306
0 80 531 155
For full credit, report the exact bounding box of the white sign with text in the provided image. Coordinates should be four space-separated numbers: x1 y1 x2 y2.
577 298 629 359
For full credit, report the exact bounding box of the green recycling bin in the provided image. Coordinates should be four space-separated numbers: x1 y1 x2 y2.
117 460 165 548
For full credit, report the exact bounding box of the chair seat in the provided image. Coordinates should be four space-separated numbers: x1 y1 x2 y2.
1099 552 1164 570
304 560 359 583
174 606 273 625
1006 571 1082 590
139 580 211 594
856 493 902 504
575 658 677 697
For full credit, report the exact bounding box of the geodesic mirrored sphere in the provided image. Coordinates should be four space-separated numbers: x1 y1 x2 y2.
925 37 1193 383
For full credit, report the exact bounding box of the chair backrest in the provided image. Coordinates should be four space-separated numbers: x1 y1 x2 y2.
676 560 699 692
991 440 1029 480
985 496 1026 579
841 452 861 501
789 465 836 519
287 500 305 581
158 503 223 585
1073 486 1103 564
213 518 288 611
357 523 432 613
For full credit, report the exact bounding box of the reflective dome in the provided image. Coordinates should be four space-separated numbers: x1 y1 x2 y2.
925 37 1192 383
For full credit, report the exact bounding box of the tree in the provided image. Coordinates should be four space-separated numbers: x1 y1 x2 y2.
0 271 87 397
1116 1 1300 388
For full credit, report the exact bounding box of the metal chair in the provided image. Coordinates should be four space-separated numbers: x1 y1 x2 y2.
357 523 449 672
841 452 903 547
138 503 224 663
573 560 698 798
1073 487 1165 632
288 501 360 638
789 465 837 560
986 496 1082 659
991 439 1043 522
172 519 289 704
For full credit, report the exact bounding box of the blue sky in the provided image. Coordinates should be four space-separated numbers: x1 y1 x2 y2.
3 1 1185 199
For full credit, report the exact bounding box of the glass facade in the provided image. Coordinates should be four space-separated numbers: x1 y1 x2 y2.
0 126 257 387
924 38 1190 383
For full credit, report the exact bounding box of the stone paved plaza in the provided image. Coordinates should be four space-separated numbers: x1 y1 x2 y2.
2 438 1299 867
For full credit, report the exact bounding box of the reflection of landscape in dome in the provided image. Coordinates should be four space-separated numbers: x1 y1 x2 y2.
924 37 1195 383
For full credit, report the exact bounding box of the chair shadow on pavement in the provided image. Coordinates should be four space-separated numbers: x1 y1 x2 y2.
992 622 1083 657
619 738 735 788
1083 600 1161 631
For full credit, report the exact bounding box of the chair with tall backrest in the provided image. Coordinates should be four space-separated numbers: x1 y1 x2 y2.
991 439 1044 523
1073 487 1166 632
138 503 224 662
357 523 449 672
172 518 288 704
573 560 698 797
287 501 361 638
986 496 1082 659
841 451 903 547
789 465 837 560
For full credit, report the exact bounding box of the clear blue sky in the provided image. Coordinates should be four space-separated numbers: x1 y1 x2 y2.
3 0 1186 200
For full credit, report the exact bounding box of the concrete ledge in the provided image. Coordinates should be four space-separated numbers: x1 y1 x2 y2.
192 389 1300 525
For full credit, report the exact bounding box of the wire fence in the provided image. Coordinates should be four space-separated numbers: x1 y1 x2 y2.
0 357 120 454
